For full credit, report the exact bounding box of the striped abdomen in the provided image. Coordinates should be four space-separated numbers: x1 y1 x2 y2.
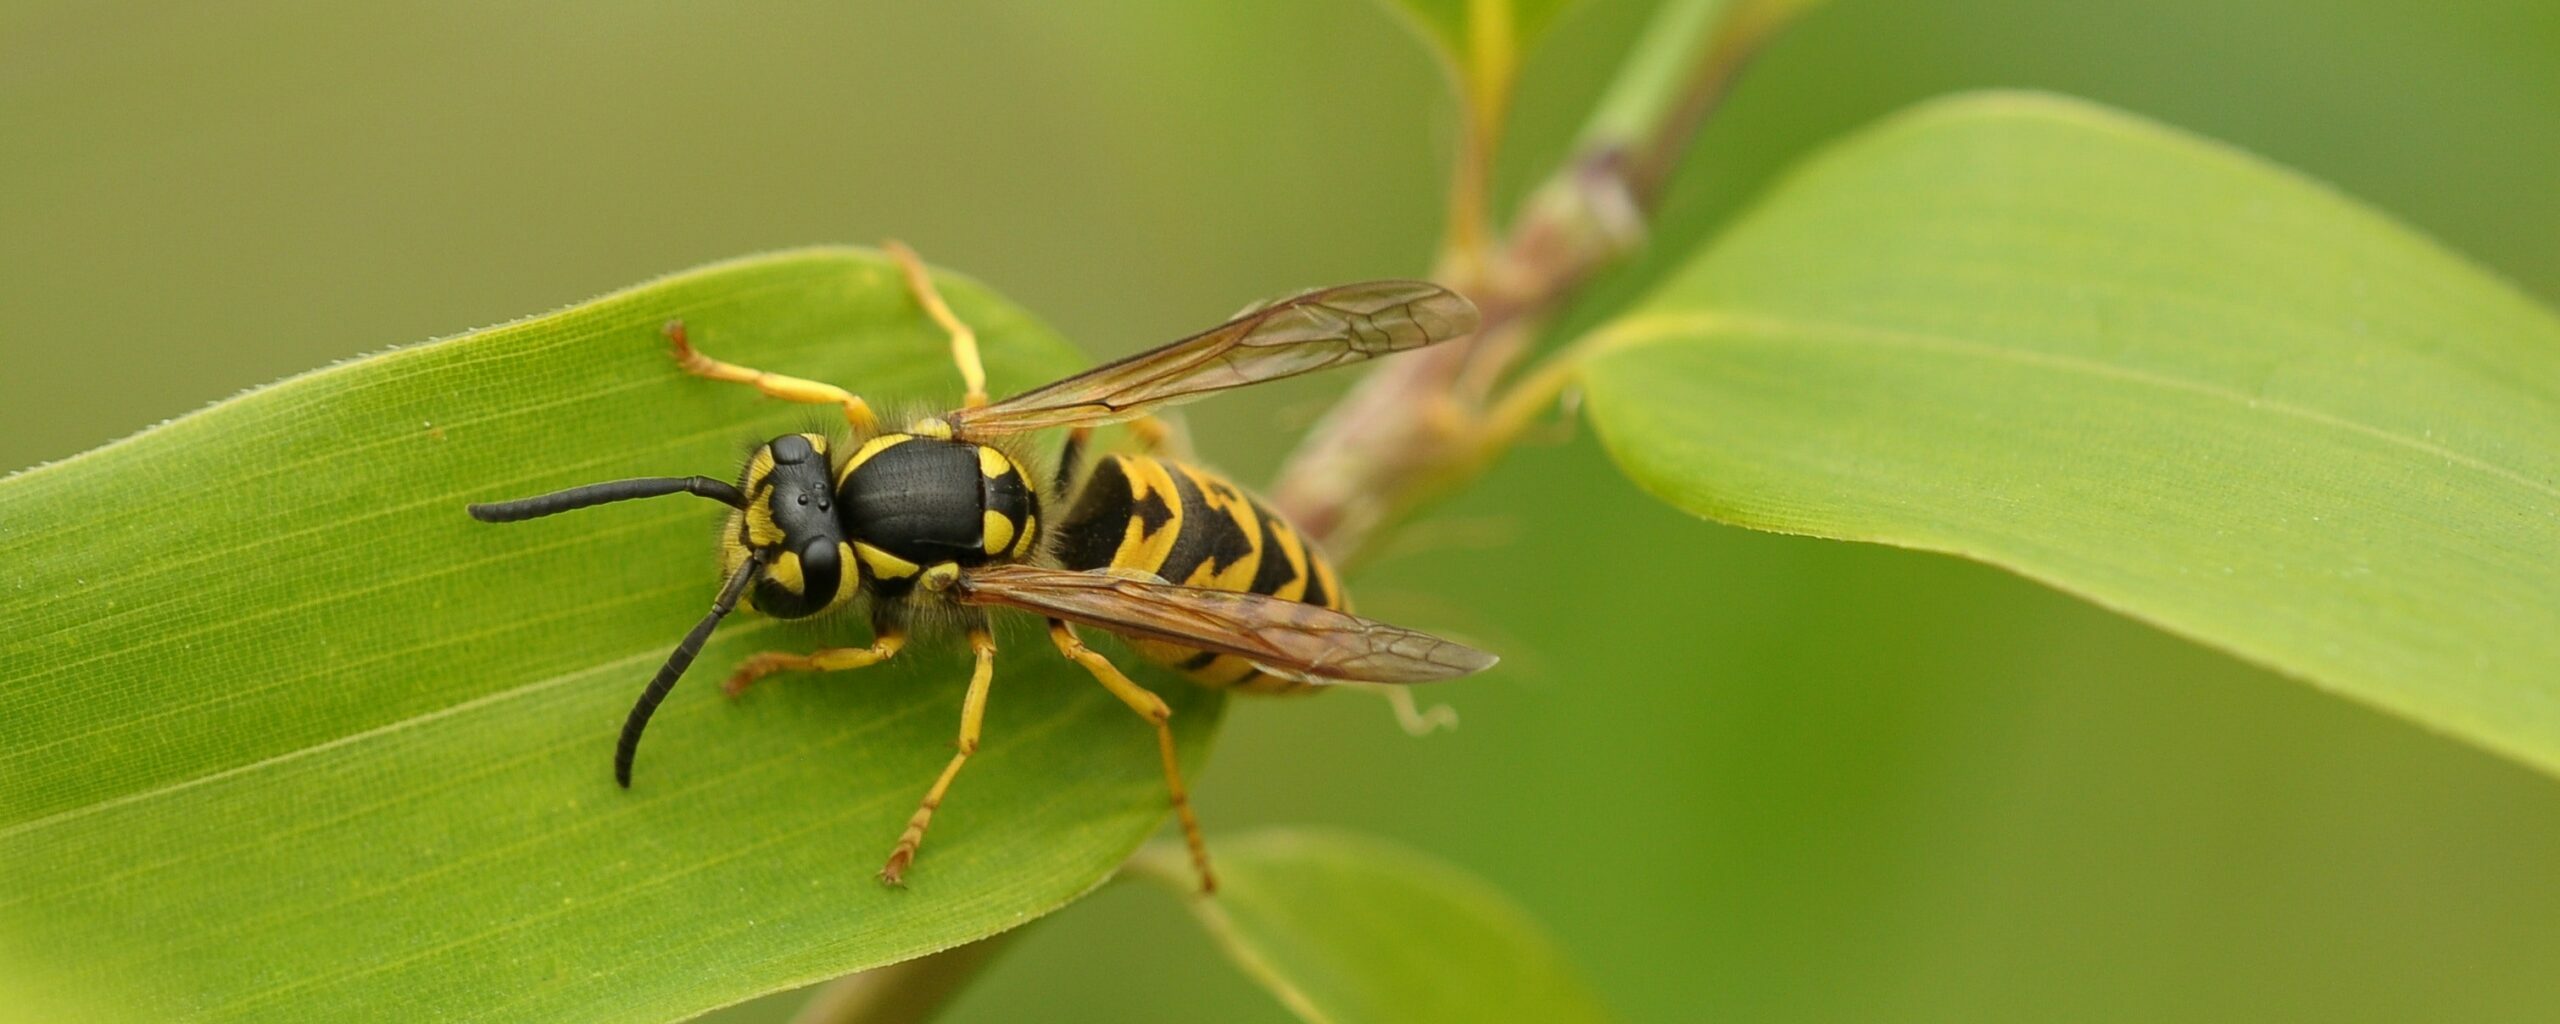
1050 454 1346 694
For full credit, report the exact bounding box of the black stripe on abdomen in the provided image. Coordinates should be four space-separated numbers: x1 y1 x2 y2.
1153 468 1256 587
1053 455 1137 573
1298 547 1336 609
1244 500 1304 598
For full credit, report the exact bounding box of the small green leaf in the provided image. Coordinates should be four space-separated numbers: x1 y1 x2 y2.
1580 93 2560 772
1129 828 1610 1024
1376 0 1581 126
0 249 1223 1021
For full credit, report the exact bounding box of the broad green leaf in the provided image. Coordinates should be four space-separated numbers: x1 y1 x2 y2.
1128 829 1609 1024
0 249 1225 1021
1580 93 2560 772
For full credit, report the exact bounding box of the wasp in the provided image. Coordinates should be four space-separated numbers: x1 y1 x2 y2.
467 244 1491 892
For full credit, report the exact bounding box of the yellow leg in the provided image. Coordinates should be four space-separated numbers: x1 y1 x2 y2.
1046 620 1217 894
720 631 907 697
1127 416 1177 454
1054 420 1181 493
1058 427 1095 485
880 627 999 886
1351 682 1459 736
664 319 879 432
883 240 988 409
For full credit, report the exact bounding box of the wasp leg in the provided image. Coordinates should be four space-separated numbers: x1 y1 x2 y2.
1053 419 1173 498
880 624 999 886
663 319 879 432
1126 415 1184 456
1059 414 1184 479
1046 619 1217 894
719 629 908 698
1057 428 1091 489
1349 681 1459 736
884 239 988 410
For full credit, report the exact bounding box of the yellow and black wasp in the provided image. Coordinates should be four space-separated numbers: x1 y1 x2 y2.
466 244 1490 891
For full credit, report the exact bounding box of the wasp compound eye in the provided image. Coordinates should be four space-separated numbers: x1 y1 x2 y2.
751 536 844 619
799 537 843 593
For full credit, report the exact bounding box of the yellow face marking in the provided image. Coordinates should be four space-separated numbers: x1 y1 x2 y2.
856 541 921 580
741 447 777 495
909 417 954 440
838 433 913 484
765 549 807 594
795 432 831 455
976 444 1010 479
743 499 784 549
1012 513 1038 559
921 561 960 592
981 509 1017 556
740 447 782 546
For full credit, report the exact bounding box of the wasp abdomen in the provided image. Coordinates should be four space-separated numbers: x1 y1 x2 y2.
1054 453 1345 694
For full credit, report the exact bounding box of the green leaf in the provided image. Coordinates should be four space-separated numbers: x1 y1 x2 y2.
1580 93 2560 773
1376 0 1581 126
0 248 1224 1021
1128 829 1609 1024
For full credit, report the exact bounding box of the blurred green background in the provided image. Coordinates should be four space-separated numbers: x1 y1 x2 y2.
7 1 2558 1021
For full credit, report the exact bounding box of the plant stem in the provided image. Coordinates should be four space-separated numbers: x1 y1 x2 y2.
1272 0 1820 564
1122 841 1333 1024
789 8 1818 1017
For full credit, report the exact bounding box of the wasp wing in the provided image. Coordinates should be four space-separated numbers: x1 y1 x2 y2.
952 563 1495 684
945 281 1478 436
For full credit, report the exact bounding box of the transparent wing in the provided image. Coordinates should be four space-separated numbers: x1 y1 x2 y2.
952 564 1496 684
945 281 1478 436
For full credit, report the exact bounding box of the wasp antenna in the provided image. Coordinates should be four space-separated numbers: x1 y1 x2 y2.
467 476 746 522
616 554 761 788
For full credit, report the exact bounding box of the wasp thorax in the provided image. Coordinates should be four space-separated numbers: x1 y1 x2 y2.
833 433 1039 598
730 433 855 618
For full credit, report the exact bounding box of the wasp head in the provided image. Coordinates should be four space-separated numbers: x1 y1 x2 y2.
721 433 858 619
